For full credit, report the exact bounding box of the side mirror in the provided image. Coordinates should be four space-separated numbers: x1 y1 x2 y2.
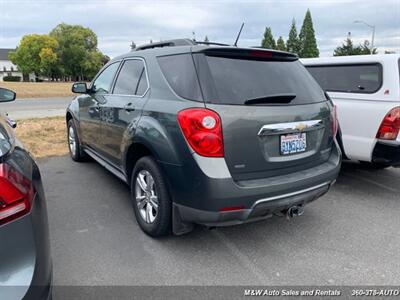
0 88 16 102
72 82 89 94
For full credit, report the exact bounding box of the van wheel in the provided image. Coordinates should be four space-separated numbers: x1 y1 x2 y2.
67 119 86 162
360 161 391 170
131 156 171 237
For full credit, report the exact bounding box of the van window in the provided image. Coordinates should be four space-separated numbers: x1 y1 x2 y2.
306 63 382 94
92 62 120 94
113 59 148 96
157 54 203 102
195 54 325 105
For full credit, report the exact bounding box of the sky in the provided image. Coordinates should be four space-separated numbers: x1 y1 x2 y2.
0 0 399 58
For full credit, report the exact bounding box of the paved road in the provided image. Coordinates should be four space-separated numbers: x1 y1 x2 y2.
0 97 72 119
39 156 400 286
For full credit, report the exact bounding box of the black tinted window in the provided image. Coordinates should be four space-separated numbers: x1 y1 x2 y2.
196 55 325 105
113 60 148 95
306 64 382 93
92 62 119 94
158 54 202 101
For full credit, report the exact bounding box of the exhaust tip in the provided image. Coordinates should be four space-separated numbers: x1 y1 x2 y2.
286 205 304 219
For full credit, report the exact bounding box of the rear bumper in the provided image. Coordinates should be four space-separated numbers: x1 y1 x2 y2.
174 181 332 227
163 141 341 229
372 141 400 167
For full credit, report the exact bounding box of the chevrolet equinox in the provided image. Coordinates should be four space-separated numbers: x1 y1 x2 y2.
66 39 341 237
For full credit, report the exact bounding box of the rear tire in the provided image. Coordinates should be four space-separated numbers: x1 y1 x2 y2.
360 161 391 170
67 119 86 162
131 156 172 237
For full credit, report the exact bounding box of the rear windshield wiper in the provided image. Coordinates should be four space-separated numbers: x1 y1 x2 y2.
244 93 296 105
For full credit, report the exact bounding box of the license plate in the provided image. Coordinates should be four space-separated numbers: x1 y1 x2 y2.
280 133 307 155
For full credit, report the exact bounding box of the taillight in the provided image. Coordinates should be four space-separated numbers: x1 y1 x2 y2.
177 108 224 157
376 107 400 140
0 163 34 226
330 104 338 138
250 50 273 58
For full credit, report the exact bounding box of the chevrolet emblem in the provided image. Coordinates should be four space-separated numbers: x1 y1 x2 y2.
295 123 307 131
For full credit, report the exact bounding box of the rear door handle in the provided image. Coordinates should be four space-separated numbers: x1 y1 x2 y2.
124 103 135 112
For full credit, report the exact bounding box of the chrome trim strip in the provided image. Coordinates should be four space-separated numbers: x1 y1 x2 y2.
251 181 331 208
258 119 323 136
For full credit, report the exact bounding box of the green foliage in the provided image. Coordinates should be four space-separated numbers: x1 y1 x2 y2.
276 36 286 51
334 37 377 56
261 27 276 49
11 24 106 80
360 40 377 54
3 76 22 82
299 9 319 58
50 23 104 79
9 34 59 76
39 47 58 77
286 19 301 54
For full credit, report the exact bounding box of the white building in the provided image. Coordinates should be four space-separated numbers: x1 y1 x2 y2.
0 48 24 81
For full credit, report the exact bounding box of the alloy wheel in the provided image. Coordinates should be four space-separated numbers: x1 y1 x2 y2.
135 170 159 223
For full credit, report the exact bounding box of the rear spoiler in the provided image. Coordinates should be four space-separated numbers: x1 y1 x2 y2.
197 47 298 61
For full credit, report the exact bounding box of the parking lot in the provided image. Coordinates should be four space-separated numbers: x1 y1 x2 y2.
40 156 400 286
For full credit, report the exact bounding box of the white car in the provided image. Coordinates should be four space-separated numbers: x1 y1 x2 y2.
302 54 400 169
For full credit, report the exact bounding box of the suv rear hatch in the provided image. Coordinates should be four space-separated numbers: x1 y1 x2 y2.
193 48 335 181
157 48 336 181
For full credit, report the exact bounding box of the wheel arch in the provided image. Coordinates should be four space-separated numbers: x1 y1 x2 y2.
124 141 155 184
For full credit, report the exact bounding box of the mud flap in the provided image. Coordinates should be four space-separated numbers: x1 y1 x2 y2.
172 203 194 235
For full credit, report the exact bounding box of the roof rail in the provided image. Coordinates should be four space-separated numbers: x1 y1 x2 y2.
135 39 195 51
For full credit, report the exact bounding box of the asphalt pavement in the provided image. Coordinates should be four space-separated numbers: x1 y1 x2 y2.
38 156 400 287
0 97 72 119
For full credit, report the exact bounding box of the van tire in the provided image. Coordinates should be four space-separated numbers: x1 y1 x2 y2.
67 119 87 162
131 156 172 237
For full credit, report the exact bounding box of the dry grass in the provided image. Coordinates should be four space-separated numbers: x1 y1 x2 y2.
16 117 68 158
0 82 74 98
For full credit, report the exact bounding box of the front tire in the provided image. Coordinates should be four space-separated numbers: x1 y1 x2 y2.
67 119 86 162
131 156 172 237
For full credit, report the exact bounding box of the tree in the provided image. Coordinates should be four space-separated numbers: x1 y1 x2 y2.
360 40 377 54
299 9 319 57
39 47 58 78
204 36 209 43
9 34 59 80
333 34 377 56
286 19 301 54
50 23 104 80
276 36 286 51
261 27 276 49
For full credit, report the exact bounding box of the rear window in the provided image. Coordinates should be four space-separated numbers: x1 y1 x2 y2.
195 54 326 105
157 54 203 101
306 63 382 94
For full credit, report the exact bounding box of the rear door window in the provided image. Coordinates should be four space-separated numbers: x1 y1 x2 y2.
113 59 148 96
157 54 203 101
195 54 326 105
306 64 382 93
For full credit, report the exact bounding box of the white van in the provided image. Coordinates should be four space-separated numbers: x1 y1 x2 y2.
302 54 400 169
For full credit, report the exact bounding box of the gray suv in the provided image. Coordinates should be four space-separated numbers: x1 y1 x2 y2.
67 39 341 237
